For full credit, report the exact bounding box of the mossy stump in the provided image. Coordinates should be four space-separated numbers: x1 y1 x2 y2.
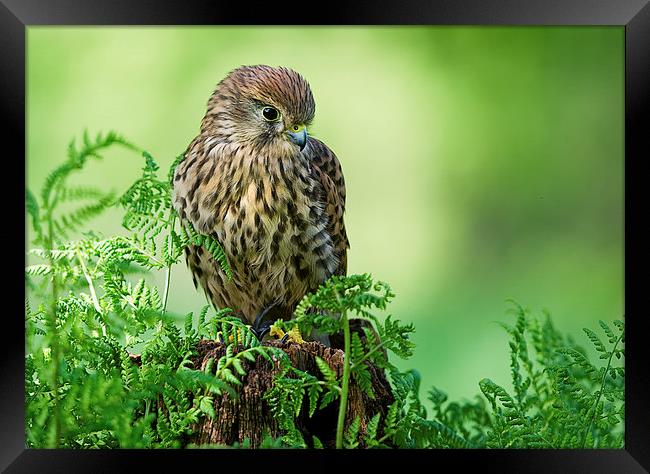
181 339 394 448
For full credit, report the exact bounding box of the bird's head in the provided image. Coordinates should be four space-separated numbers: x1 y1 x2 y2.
202 65 315 153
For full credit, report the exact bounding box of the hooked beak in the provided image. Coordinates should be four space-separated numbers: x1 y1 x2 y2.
287 124 308 151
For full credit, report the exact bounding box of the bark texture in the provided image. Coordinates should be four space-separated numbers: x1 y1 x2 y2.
183 339 394 448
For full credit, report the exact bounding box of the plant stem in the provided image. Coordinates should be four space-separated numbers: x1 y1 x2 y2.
305 379 342 394
335 310 351 449
162 267 172 314
75 249 106 337
350 339 387 371
162 214 176 315
581 330 623 448
45 210 61 448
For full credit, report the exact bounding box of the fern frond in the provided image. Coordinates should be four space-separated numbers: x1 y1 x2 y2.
41 130 135 207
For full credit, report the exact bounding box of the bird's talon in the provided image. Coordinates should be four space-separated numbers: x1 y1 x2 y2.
251 303 280 341
270 323 305 344
251 320 272 341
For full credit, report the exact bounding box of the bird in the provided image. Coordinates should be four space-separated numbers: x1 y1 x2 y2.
172 65 349 344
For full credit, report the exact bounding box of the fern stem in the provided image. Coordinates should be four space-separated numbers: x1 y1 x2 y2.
305 379 342 394
162 214 176 315
350 339 387 371
581 329 623 448
134 248 166 268
162 267 172 315
45 210 61 448
335 309 351 449
75 249 106 337
215 346 260 379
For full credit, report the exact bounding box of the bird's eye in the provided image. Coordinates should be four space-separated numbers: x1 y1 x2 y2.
262 106 280 122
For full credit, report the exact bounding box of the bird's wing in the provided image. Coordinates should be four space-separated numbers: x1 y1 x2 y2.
305 137 349 276
305 139 380 352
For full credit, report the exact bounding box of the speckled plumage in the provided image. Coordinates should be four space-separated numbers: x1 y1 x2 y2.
172 65 348 328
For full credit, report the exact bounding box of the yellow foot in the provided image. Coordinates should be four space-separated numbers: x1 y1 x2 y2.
217 327 245 344
269 323 305 344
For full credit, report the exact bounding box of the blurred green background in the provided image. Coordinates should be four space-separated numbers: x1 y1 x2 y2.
27 27 624 402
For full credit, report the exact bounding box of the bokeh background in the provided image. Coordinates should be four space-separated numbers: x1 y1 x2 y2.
27 27 624 403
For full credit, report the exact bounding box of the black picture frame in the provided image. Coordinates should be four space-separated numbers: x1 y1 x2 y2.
2 0 648 471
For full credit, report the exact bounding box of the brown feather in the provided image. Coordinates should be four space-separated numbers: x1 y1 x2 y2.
172 66 346 329
304 137 349 276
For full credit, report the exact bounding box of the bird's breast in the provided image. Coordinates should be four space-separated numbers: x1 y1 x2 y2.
173 144 340 319
221 176 333 274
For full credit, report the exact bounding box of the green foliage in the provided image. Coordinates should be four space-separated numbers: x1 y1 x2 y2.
419 303 625 449
25 131 624 449
265 282 624 449
25 132 239 448
266 274 417 447
273 274 416 403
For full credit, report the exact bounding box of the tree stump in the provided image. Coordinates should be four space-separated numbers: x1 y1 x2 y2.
183 339 394 448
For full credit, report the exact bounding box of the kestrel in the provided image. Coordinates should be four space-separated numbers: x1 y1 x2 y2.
172 65 349 343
